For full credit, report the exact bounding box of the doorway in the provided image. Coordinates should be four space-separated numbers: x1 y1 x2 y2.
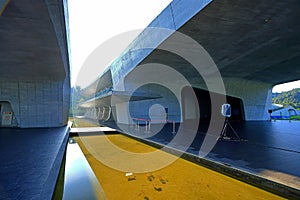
181 87 245 123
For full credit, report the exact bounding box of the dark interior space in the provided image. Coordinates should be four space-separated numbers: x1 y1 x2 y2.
191 87 245 122
226 95 245 121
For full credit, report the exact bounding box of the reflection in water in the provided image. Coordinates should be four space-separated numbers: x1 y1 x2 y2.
62 138 106 200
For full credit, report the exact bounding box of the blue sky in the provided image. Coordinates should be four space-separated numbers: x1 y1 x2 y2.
68 1 299 92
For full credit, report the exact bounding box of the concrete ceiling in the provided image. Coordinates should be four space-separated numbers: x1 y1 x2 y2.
141 0 300 87
0 0 67 81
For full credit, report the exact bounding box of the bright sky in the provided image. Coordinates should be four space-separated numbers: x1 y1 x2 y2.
272 80 300 93
68 0 172 87
68 1 299 92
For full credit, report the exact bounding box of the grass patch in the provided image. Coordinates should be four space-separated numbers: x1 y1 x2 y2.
290 116 300 120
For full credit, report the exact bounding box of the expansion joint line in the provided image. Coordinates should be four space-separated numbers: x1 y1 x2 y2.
169 4 177 30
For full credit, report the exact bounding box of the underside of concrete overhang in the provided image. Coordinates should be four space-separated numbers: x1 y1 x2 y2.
80 90 162 108
141 0 300 89
0 0 68 81
81 0 299 122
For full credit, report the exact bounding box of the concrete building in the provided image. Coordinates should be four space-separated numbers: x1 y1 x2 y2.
79 0 300 127
76 3 300 196
0 0 70 128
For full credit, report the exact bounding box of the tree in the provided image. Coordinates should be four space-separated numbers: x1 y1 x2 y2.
272 88 300 109
69 86 87 116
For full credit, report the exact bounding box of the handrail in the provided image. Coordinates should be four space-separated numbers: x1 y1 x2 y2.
103 106 111 121
131 118 177 134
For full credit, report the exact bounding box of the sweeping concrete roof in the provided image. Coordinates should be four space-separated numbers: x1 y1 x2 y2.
150 0 300 86
82 0 300 96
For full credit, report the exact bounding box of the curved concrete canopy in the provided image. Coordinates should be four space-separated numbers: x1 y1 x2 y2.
81 0 299 121
166 0 300 86
84 0 300 95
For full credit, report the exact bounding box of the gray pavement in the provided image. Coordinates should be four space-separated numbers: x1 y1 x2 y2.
0 126 69 200
204 121 300 189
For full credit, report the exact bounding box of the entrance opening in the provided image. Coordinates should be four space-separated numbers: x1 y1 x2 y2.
181 87 245 123
226 95 245 121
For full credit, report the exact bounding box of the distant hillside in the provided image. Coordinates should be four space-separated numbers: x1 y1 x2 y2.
272 88 300 109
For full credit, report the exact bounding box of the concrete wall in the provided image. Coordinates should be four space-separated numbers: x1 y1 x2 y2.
115 102 130 124
0 80 67 127
224 78 272 121
46 0 71 127
114 84 182 125
112 78 273 124
0 0 70 128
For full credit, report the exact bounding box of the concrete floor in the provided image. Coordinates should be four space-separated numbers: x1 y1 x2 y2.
0 127 69 200
194 121 300 189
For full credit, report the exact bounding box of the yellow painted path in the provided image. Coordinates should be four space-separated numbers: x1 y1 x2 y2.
76 134 283 200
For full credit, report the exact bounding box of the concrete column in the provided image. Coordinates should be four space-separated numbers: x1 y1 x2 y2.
225 78 272 121
115 102 130 124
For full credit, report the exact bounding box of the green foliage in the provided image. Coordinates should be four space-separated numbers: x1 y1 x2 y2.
69 86 88 116
272 88 300 108
290 116 300 120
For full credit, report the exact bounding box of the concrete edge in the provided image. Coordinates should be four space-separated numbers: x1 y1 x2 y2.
118 132 300 199
41 126 71 199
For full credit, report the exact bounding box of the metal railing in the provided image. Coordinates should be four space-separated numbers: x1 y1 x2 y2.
132 118 177 134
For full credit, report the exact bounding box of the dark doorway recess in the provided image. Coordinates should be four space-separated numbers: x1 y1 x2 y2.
226 95 245 121
182 87 245 124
